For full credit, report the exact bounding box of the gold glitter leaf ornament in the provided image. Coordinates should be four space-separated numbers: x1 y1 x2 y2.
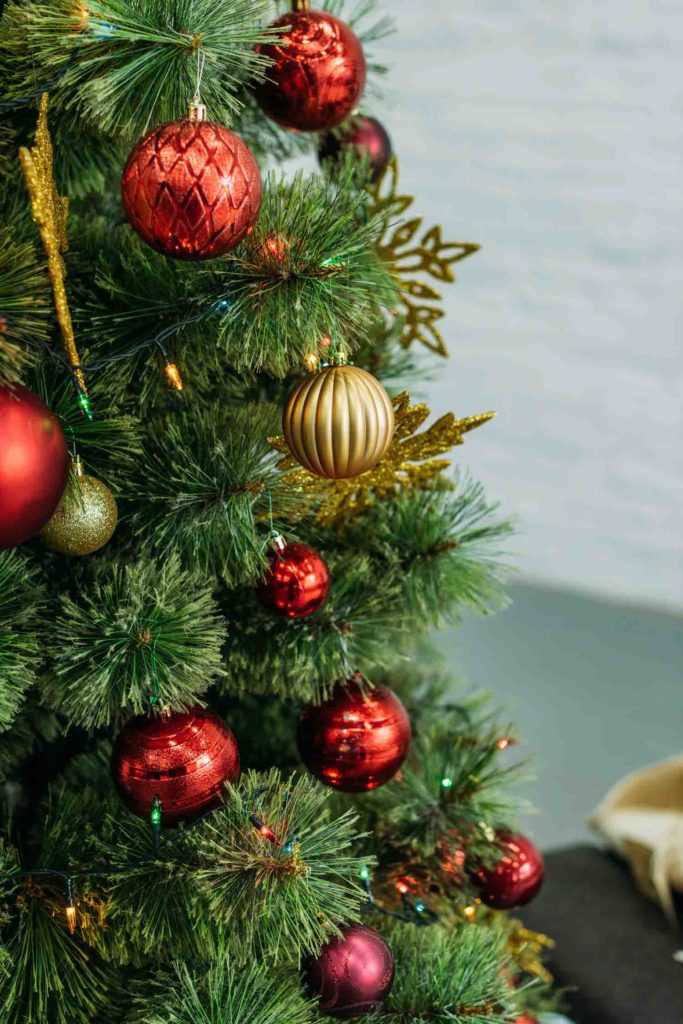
19 93 87 398
368 159 479 357
271 391 494 527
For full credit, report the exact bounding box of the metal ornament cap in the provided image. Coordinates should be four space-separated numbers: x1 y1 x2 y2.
302 923 395 1018
283 364 395 479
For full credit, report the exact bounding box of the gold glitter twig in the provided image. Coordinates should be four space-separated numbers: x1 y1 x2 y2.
19 93 88 402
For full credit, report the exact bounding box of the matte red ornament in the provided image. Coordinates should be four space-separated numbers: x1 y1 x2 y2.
121 114 262 260
257 537 330 618
302 923 395 1018
0 384 69 549
255 10 366 132
112 709 240 825
318 116 392 182
297 676 411 792
469 832 545 909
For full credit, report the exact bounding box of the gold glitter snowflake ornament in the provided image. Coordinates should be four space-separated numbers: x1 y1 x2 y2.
368 159 480 357
270 392 494 528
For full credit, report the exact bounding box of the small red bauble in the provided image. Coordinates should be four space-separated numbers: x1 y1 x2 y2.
470 832 545 909
302 923 395 1018
318 116 392 183
255 10 366 132
0 384 69 549
112 709 240 825
121 112 262 260
256 536 330 618
297 675 411 792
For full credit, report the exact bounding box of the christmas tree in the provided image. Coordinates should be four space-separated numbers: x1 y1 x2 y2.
0 3 564 1022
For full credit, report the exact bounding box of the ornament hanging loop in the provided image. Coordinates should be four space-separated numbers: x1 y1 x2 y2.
187 42 207 121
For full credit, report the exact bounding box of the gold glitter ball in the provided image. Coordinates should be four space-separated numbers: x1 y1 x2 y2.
41 458 117 556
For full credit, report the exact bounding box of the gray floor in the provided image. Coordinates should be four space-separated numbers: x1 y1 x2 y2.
436 583 683 850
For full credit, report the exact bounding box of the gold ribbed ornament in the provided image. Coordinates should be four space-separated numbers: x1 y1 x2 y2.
41 457 118 556
283 364 395 479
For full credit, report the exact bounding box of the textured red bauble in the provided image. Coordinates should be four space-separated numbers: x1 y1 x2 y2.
0 384 69 549
297 676 411 792
318 116 392 182
302 923 395 1018
112 709 240 825
469 832 545 909
257 538 330 618
121 115 262 260
255 10 366 131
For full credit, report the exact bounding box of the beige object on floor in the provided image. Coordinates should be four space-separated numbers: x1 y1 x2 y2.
589 755 683 923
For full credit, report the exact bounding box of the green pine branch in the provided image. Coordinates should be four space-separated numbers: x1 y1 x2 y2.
0 552 46 731
5 0 279 139
43 555 227 729
0 230 51 385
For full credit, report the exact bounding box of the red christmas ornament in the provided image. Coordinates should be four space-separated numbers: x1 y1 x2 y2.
297 675 411 792
0 384 69 549
302 923 395 1018
121 108 262 261
255 10 366 132
112 709 240 825
515 1016 538 1024
256 535 330 618
470 832 545 909
318 116 392 183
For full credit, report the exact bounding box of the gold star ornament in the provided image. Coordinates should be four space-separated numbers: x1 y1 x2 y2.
19 93 88 402
368 158 479 357
270 391 494 528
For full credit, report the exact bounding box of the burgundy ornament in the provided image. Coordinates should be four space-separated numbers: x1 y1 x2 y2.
112 709 240 825
303 923 395 1018
318 116 392 182
0 384 69 549
470 832 545 909
121 112 262 260
257 536 330 618
297 676 411 792
255 10 366 132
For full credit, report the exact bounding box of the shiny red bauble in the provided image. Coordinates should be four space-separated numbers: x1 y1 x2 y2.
256 538 330 618
0 384 69 549
302 923 395 1018
112 709 240 825
297 676 411 792
121 114 262 260
469 832 545 909
255 10 366 131
318 116 392 183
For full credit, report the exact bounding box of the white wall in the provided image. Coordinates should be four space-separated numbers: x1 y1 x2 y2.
374 0 683 612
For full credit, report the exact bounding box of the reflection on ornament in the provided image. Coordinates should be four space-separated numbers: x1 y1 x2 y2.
255 9 366 132
297 675 411 792
121 107 262 260
112 708 240 825
0 383 69 549
470 831 545 909
302 923 395 1018
256 535 330 619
